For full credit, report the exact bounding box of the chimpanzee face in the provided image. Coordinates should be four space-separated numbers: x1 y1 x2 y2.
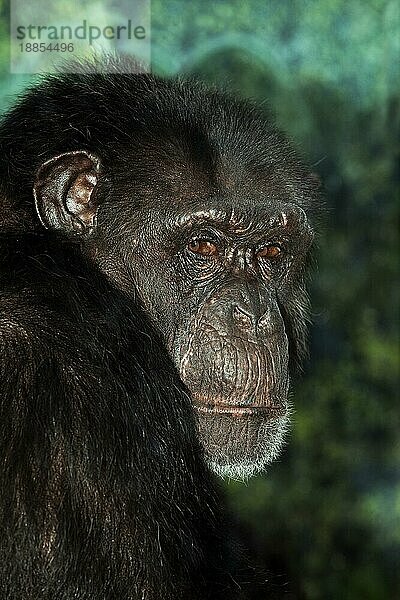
104 201 312 479
33 112 315 480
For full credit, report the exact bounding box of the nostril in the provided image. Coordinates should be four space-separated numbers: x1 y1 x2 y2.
232 305 255 330
257 309 277 335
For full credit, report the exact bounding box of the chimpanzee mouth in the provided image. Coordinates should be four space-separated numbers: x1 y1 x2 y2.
194 401 287 417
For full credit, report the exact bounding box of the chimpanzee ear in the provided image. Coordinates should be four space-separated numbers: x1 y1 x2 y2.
33 150 101 234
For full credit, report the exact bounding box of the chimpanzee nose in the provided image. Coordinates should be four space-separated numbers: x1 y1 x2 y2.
231 280 263 330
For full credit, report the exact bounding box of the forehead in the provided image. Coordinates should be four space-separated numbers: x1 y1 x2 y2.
120 140 300 214
113 95 312 215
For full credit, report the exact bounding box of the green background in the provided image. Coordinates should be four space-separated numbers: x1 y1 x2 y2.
1 1 399 598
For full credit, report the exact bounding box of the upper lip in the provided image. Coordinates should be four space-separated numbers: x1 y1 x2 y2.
194 402 286 416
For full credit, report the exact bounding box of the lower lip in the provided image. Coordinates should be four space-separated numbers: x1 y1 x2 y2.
194 404 286 417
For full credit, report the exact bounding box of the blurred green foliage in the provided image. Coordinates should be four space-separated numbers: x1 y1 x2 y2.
0 1 398 598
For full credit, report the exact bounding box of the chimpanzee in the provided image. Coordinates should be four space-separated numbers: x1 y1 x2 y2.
0 57 320 599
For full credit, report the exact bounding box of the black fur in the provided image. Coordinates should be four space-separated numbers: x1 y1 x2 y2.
0 58 319 599
0 231 252 599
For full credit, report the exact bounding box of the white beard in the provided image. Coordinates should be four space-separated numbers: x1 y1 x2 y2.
207 414 291 482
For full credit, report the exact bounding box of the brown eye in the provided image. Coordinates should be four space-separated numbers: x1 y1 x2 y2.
188 239 219 257
257 244 282 259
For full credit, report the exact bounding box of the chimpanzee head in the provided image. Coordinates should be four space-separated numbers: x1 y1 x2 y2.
13 70 319 479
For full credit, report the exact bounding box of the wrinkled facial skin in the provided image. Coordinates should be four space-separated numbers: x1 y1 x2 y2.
90 198 314 480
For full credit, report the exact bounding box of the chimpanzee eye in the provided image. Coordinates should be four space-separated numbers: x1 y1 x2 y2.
188 239 219 257
256 243 282 259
